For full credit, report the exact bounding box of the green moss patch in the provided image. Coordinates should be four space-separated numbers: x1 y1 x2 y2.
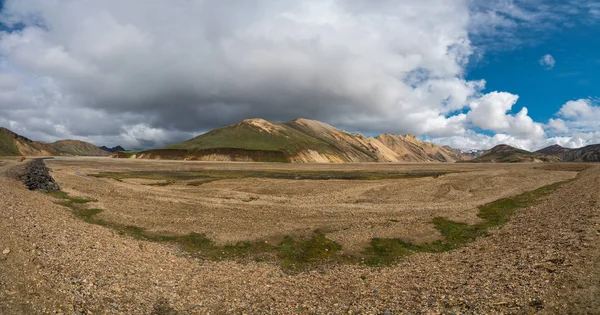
363 178 574 265
48 191 348 270
49 176 575 270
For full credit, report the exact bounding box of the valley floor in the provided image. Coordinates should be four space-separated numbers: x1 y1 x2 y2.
0 158 599 313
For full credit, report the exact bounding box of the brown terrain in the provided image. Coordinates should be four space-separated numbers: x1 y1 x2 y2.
130 118 472 163
471 144 600 163
0 127 110 157
1 157 600 314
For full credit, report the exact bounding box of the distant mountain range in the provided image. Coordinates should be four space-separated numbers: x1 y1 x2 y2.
122 118 472 163
458 149 487 158
469 144 600 163
4 122 599 163
99 145 126 153
0 127 110 157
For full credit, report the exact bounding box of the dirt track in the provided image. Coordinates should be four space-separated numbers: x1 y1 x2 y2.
1 158 599 314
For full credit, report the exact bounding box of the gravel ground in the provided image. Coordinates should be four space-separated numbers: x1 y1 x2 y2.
47 159 574 251
1 159 599 314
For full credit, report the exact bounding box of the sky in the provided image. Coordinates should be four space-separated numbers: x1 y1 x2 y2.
0 0 599 151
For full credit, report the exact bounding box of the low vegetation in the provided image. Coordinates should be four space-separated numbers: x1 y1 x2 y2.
49 174 575 270
166 121 333 155
48 191 351 271
89 169 454 184
0 131 21 156
362 178 575 265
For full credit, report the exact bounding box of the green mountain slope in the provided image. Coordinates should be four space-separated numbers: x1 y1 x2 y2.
0 128 22 156
0 127 110 157
470 145 558 163
167 119 331 154
50 140 112 156
137 118 472 163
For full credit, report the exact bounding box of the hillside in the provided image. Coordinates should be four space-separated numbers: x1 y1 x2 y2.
0 127 110 157
560 144 600 162
100 145 126 153
470 145 557 163
535 144 571 156
0 128 22 156
472 144 600 163
134 118 472 163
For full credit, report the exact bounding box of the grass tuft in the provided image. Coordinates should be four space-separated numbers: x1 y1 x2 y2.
363 178 575 265
278 232 343 270
47 191 69 199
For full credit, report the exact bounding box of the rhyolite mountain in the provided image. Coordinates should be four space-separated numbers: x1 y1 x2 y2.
127 118 472 163
471 144 600 163
0 127 110 157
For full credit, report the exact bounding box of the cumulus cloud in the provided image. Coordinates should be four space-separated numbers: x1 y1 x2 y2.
539 54 556 70
466 91 545 140
0 0 597 151
547 118 569 133
558 99 597 119
0 0 481 147
555 99 600 135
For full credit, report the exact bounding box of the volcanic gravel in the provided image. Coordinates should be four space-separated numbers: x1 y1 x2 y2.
0 160 599 314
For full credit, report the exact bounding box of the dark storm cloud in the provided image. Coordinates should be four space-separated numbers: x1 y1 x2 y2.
1 0 597 150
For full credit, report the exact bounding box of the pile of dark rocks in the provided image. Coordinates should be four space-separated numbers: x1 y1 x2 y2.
22 159 60 192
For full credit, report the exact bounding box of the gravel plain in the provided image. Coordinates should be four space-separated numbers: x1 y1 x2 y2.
0 158 599 314
47 158 574 251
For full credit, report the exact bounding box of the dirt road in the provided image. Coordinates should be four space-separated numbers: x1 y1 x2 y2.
1 160 599 314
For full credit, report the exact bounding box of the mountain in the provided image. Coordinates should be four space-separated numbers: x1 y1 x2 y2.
132 118 472 163
471 144 600 163
552 144 600 162
0 127 110 157
100 145 126 153
469 144 559 163
535 144 571 156
459 149 487 158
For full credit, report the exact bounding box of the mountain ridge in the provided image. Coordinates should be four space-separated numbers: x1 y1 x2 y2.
100 145 126 153
470 144 600 163
0 127 110 157
131 118 472 163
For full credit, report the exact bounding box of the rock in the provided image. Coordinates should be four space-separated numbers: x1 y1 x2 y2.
2 248 10 255
20 159 60 192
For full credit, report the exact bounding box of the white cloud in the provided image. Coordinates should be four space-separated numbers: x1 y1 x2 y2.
436 99 600 151
431 130 545 151
466 91 545 140
547 118 569 133
558 99 597 119
469 1 600 49
0 0 597 152
555 99 600 134
539 54 556 70
0 0 482 147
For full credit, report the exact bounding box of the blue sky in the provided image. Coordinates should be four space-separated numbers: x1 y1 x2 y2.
0 0 599 150
467 21 599 124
